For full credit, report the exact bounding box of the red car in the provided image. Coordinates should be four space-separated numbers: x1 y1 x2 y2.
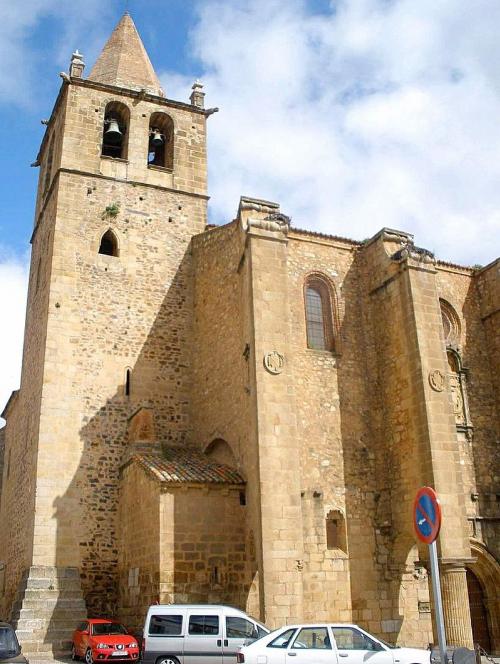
72 619 140 664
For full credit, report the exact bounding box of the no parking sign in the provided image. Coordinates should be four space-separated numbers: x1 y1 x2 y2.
413 486 448 664
414 486 442 544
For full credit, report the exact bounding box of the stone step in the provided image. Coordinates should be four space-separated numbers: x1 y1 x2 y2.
23 578 83 591
16 617 83 631
14 619 84 633
21 656 60 662
17 630 74 645
14 590 82 605
12 597 87 611
22 566 81 581
20 648 71 660
14 565 86 661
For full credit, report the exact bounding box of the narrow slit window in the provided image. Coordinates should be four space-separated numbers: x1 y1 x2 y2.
125 369 131 397
43 135 55 196
98 230 119 257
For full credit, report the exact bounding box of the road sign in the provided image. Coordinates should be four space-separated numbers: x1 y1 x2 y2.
414 486 442 544
414 487 448 664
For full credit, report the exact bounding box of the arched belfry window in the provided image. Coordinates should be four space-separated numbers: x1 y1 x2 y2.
148 112 174 169
304 274 336 352
101 101 130 159
98 229 119 257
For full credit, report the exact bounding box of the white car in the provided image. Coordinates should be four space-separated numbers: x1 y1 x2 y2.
237 623 432 664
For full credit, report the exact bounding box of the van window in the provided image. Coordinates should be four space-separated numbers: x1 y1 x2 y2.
188 615 219 635
149 615 183 636
257 625 268 639
226 617 257 639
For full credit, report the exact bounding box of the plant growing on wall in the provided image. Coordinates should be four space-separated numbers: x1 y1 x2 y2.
101 202 120 220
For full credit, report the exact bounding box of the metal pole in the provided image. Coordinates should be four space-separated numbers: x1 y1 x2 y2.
429 540 448 664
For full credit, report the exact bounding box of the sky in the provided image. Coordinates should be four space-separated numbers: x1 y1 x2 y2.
1 0 500 423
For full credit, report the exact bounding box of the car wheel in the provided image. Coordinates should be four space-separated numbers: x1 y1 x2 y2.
71 644 79 661
85 648 94 664
156 658 179 664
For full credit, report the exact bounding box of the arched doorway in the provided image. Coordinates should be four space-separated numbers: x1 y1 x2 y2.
467 540 500 655
467 568 491 652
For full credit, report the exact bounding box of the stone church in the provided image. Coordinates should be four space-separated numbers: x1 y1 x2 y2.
0 13 498 660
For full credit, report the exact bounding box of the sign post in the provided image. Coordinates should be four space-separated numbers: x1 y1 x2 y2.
414 487 448 664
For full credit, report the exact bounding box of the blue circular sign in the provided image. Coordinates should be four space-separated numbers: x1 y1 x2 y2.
414 487 441 544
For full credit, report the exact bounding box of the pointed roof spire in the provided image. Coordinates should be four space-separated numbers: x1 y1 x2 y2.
88 13 164 97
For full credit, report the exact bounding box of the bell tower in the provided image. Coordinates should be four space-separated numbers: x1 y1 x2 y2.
0 13 210 656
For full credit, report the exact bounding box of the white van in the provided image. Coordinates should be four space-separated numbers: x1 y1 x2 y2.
142 604 269 664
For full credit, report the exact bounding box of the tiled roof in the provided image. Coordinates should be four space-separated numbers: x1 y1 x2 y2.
131 448 245 485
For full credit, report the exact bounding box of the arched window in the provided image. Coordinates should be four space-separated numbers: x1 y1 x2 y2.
148 112 174 169
101 101 130 159
304 275 336 351
98 229 119 257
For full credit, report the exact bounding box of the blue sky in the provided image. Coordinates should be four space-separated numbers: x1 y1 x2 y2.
0 1 199 257
1 0 500 420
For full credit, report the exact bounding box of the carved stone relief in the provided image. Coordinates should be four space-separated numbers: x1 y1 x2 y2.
264 351 285 374
429 369 445 392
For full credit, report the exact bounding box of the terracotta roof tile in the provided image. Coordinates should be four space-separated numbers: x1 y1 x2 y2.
132 448 245 485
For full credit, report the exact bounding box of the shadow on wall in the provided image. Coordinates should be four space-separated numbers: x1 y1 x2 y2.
462 280 500 654
335 248 428 646
42 246 256 651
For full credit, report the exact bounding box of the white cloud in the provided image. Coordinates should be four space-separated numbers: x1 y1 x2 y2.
0 0 114 107
0 251 29 427
162 0 500 265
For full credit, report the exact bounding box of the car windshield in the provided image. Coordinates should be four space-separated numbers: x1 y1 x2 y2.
91 623 128 636
0 626 20 659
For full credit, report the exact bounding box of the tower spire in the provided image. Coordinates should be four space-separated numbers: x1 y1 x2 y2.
88 13 164 97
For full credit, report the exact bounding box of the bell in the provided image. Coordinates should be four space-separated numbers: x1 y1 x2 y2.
150 129 164 147
105 118 123 144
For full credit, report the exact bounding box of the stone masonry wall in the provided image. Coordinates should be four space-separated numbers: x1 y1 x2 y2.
24 78 208 618
0 180 57 619
0 428 4 508
191 221 261 618
118 463 161 629
359 236 434 646
118 464 252 631
246 222 305 628
287 232 358 623
436 264 499 561
168 486 250 609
